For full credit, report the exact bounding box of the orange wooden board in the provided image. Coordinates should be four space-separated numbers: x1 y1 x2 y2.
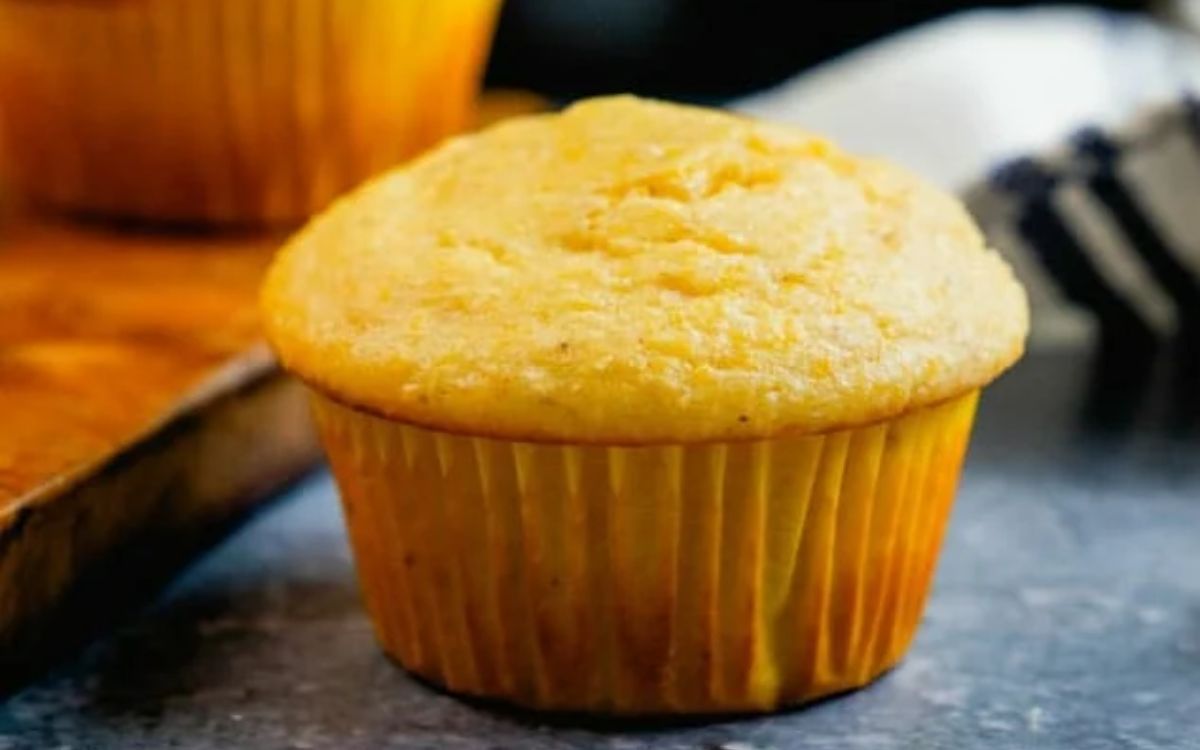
2 219 270 500
0 214 321 682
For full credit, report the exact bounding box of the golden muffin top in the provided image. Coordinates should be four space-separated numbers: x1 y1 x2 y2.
263 96 1028 443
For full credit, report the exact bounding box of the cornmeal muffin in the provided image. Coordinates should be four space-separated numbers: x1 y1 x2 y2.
0 0 499 226
262 96 1029 714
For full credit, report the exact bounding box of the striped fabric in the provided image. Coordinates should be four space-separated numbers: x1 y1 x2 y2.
964 97 1200 352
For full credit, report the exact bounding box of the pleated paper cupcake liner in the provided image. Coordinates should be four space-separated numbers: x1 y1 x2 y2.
0 0 499 226
311 390 980 715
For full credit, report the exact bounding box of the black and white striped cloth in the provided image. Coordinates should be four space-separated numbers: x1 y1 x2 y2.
964 96 1200 352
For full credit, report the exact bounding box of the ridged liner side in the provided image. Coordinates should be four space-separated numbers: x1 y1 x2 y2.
312 390 979 714
0 0 499 226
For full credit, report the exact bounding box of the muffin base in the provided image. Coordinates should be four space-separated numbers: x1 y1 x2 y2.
312 390 979 714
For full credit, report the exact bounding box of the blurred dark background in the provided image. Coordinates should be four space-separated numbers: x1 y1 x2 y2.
485 0 1155 99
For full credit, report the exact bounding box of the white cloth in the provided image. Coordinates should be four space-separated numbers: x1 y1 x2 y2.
734 6 1200 188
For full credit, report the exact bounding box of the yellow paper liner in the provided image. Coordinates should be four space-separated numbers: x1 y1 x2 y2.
311 390 980 714
0 0 499 226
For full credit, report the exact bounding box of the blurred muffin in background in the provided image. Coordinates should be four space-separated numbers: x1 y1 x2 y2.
0 0 500 226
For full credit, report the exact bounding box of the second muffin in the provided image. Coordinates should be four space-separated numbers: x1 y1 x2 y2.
262 96 1029 714
0 0 499 226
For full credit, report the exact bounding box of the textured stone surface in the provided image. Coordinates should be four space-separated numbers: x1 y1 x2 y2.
2 348 1199 749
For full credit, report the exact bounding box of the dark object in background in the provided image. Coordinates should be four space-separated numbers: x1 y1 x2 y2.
964 98 1200 434
485 0 1152 100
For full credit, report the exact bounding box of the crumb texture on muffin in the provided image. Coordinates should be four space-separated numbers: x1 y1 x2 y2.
263 96 1028 443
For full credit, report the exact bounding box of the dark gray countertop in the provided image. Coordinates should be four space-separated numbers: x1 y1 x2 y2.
3 348 1200 750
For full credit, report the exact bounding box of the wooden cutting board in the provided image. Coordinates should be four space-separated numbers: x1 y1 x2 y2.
0 214 321 688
